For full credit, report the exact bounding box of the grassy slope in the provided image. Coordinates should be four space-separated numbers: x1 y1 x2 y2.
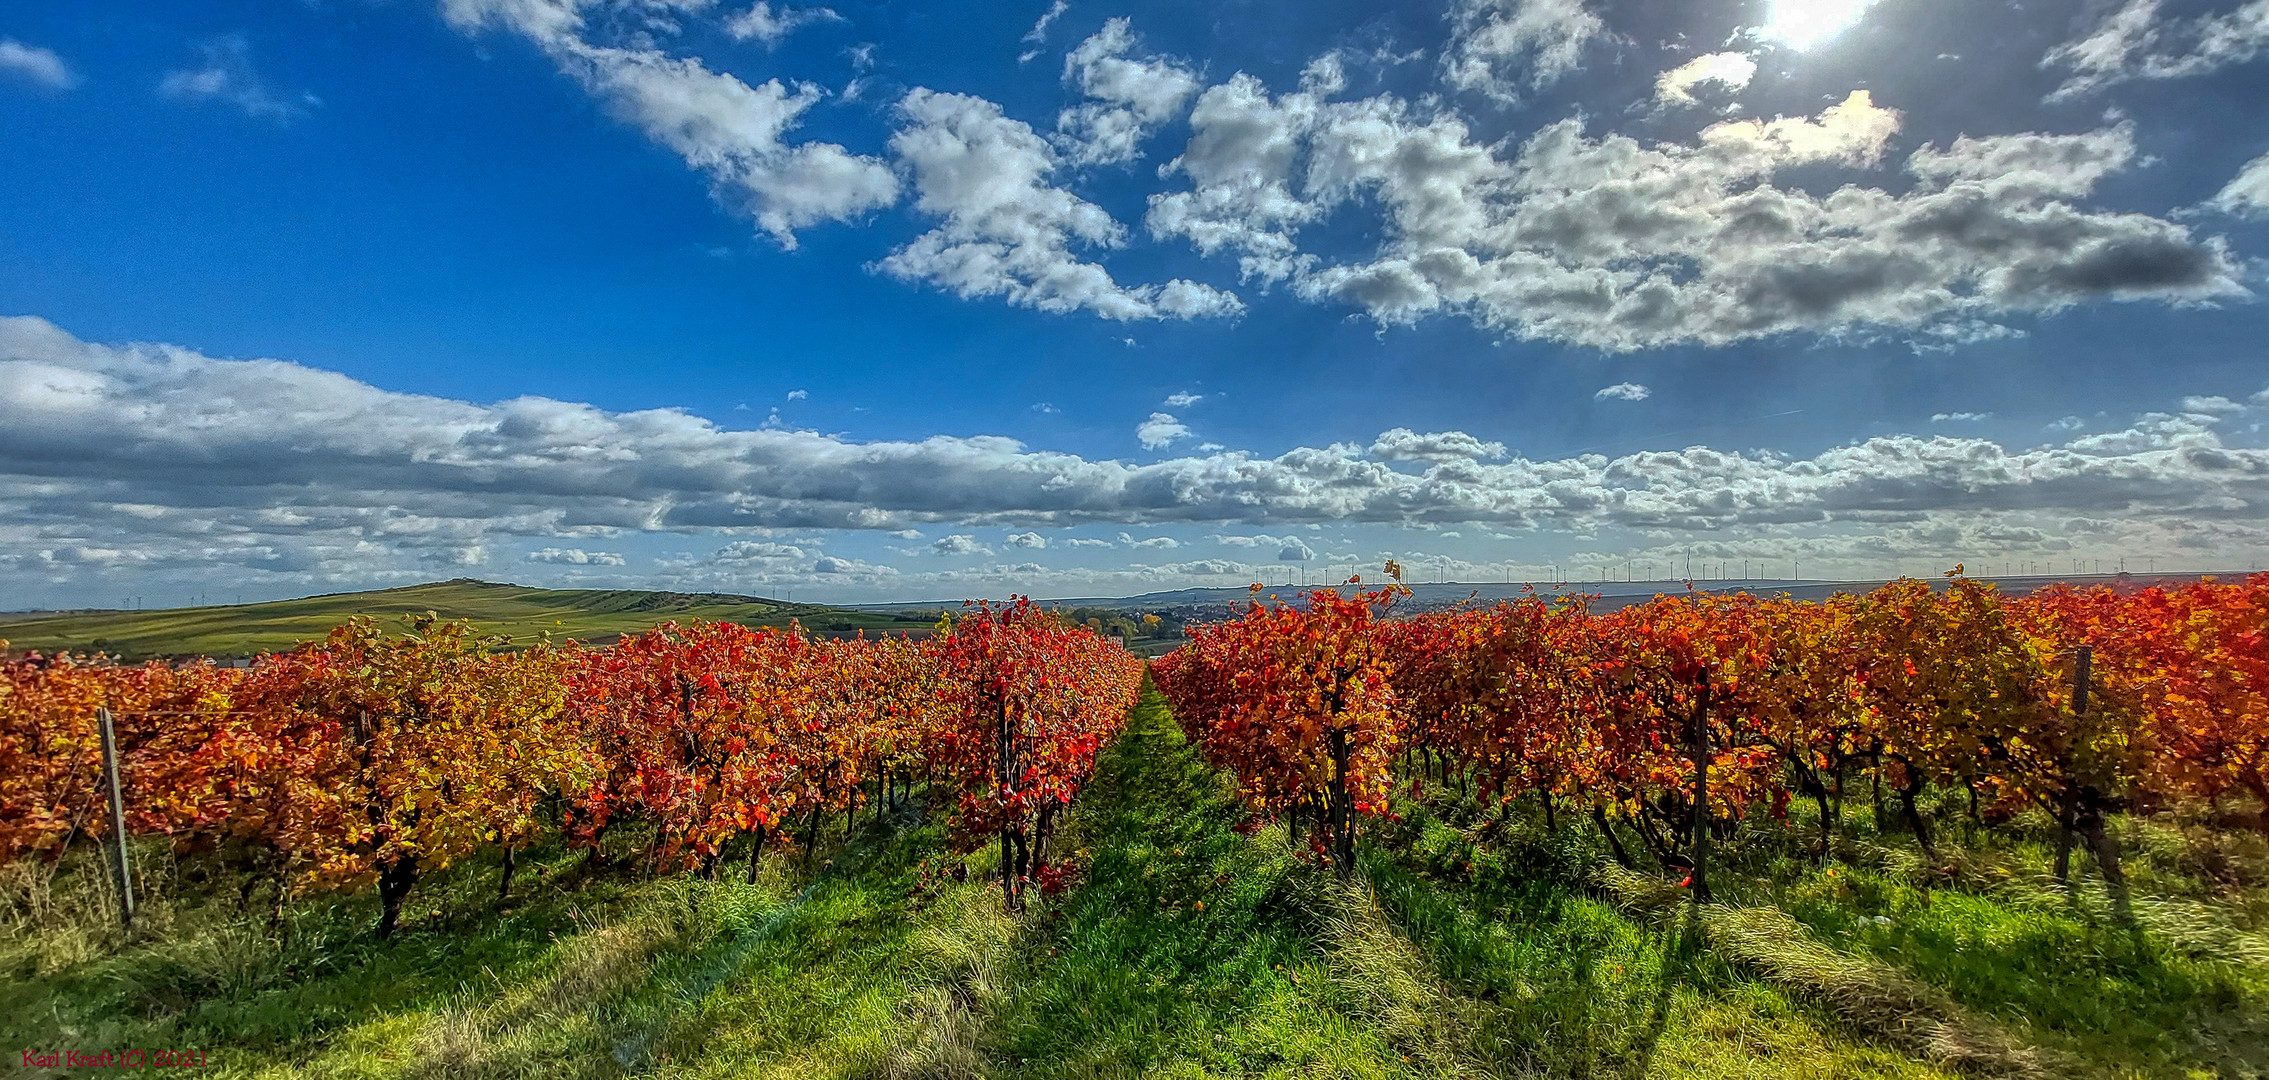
0 580 937 659
6 689 2265 1077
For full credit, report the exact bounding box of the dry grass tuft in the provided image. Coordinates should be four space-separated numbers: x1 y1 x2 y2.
1700 905 2058 1079
1313 880 1500 1079
1593 862 1684 916
875 885 1017 1080
407 896 691 1079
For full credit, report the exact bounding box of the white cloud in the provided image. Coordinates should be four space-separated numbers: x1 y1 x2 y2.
2211 149 2269 219
1145 70 1336 285
1055 18 1200 165
1653 52 1756 106
1004 530 1048 548
1931 411 1991 422
1595 383 1650 401
1206 533 1320 561
931 534 993 556
1064 537 1114 548
1213 532 1297 547
1369 428 1508 461
1019 0 1070 63
1031 401 1061 413
442 0 897 248
1163 390 1204 408
9 317 2269 601
0 40 76 90
2043 0 2269 101
786 388 808 400
723 3 842 48
526 546 628 565
1153 83 2245 350
158 35 319 122
1141 52 2248 347
1118 532 1180 548
813 554 897 576
710 540 809 564
876 88 1243 320
1136 411 1193 449
1441 0 1606 105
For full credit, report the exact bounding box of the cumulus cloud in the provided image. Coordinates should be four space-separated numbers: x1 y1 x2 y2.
1595 383 1650 401
9 317 2269 599
1056 18 1200 165
813 554 896 576
1214 533 1324 563
442 0 897 248
786 388 809 401
1441 0 1606 105
158 35 319 122
1145 67 1339 284
526 546 628 565
1163 391 1204 408
1653 52 1756 106
0 40 76 90
655 538 901 591
1004 530 1048 548
1149 79 2244 350
875 88 1243 320
1118 532 1180 548
2043 0 2269 101
1136 411 1194 449
2211 149 2269 219
709 540 809 564
1369 428 1508 461
1931 411 1991 422
1213 532 1300 548
931 534 993 556
723 3 842 48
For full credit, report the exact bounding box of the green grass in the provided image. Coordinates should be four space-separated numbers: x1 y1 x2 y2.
0 579 937 659
7 688 2268 1077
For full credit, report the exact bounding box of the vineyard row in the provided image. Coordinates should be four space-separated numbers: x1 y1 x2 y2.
1155 572 2269 899
1 599 1145 936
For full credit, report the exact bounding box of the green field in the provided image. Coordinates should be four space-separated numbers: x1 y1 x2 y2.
0 579 942 660
8 687 2267 1078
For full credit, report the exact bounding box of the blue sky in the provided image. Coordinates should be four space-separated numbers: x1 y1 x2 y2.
3 0 2268 607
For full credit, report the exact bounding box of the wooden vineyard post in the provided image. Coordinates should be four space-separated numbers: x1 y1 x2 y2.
1689 683 1714 905
97 708 135 929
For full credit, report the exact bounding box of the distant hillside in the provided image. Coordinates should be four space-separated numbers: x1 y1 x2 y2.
0 579 937 661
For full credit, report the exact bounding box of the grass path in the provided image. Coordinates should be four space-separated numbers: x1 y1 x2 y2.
945 687 1965 1079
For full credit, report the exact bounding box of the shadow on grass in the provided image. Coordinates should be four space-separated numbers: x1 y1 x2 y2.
0 798 984 1079
1774 865 2269 1078
1 843 665 1076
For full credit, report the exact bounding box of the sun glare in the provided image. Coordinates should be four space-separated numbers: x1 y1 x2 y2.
1760 0 1882 50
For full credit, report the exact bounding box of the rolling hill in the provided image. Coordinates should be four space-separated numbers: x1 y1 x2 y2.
0 578 940 660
